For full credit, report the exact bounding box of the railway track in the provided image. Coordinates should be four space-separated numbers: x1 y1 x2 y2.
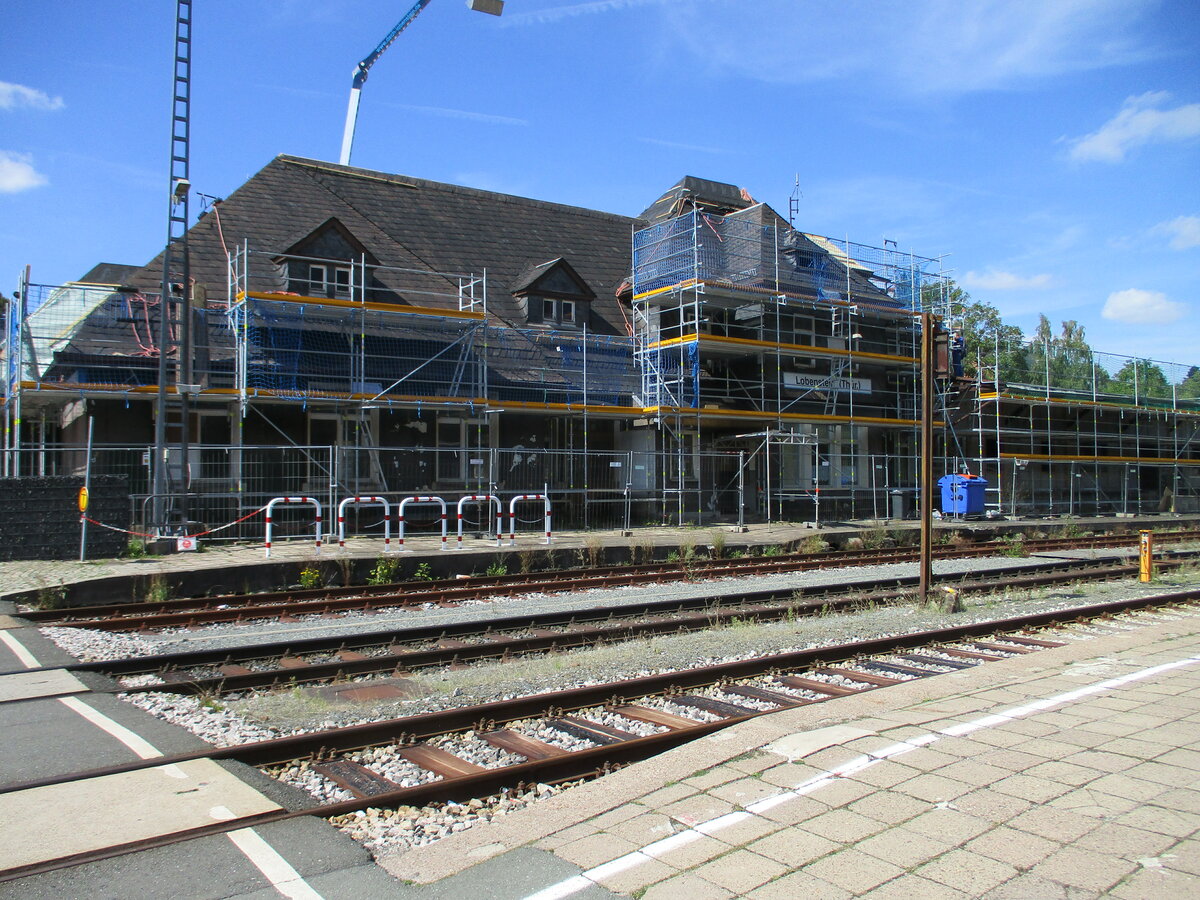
4 586 1197 883
43 555 1193 697
22 529 1200 633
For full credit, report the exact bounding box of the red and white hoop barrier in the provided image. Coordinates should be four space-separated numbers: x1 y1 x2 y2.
264 496 322 559
455 494 503 549
396 496 448 551
507 494 552 545
337 496 392 551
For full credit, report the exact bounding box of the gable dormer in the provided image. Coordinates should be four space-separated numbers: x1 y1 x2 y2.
276 218 377 300
510 258 596 328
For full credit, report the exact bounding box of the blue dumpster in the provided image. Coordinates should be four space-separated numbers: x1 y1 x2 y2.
938 474 988 516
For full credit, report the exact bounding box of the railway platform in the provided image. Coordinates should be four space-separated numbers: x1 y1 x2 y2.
0 529 1197 897
378 605 1200 898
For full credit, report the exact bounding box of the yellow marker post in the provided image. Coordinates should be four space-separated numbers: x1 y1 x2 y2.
1139 530 1153 583
77 486 89 513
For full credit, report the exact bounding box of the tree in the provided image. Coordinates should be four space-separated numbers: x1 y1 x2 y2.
1179 366 1200 400
944 286 1024 379
1110 358 1172 400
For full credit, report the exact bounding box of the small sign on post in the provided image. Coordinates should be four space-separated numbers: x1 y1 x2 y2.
77 486 89 513
1138 530 1153 583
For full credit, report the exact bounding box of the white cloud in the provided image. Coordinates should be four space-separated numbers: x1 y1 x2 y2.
1152 215 1200 251
963 268 1053 290
660 0 1157 96
1102 288 1185 324
1067 92 1200 163
0 81 64 111
0 151 48 193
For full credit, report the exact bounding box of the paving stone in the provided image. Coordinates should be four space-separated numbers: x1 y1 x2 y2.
1154 748 1200 772
896 772 975 803
707 777 781 808
555 832 641 868
1115 804 1200 839
982 872 1074 899
939 759 1013 788
1047 786 1140 820
750 793 827 826
1108 865 1200 899
949 788 1035 824
756 761 827 789
693 849 787 894
802 807 887 843
1153 787 1200 815
1022 759 1103 787
643 872 735 900
847 760 922 789
1027 845 1139 892
1008 806 1103 843
1160 836 1200 876
744 869 851 899
1084 771 1169 802
890 746 960 772
860 874 973 898
660 793 737 828
1074 821 1179 859
639 782 700 807
856 824 956 869
681 767 742 791
591 855 678 895
804 847 906 894
989 773 1074 804
746 827 840 867
966 825 1061 870
847 788 929 826
1063 749 1145 773
607 812 681 845
915 848 1021 895
803 776 878 809
643 834 730 870
975 747 1051 771
723 751 775 775
534 821 599 850
903 807 993 845
695 812 782 847
1125 760 1200 788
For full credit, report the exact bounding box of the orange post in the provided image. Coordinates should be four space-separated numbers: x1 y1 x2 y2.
1139 530 1153 583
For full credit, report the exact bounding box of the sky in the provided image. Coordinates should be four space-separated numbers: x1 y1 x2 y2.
1 0 1198 370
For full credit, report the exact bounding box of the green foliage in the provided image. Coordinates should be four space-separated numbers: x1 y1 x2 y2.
799 535 830 555
298 566 321 589
145 575 170 604
761 544 784 557
859 526 888 550
999 534 1028 558
411 562 433 582
1109 357 1173 401
485 560 508 577
366 556 401 586
123 538 147 559
34 579 67 610
1180 366 1200 400
709 530 727 559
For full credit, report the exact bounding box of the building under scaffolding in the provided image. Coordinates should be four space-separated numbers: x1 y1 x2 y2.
3 160 1197 540
630 195 950 522
956 341 1200 515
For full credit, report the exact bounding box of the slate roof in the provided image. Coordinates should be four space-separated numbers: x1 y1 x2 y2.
75 262 141 286
127 155 639 336
639 176 752 223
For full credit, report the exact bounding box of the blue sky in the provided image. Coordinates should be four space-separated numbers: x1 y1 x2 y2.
2 0 1198 368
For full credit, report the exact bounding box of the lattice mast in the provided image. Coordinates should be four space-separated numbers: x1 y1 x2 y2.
152 0 193 532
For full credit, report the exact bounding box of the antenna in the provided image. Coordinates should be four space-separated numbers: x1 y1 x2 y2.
788 174 801 226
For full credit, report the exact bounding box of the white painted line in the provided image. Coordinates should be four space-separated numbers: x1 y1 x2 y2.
226 827 325 900
0 631 41 669
520 653 1200 900
57 696 163 760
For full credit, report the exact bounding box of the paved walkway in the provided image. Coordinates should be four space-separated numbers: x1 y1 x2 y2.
380 605 1200 898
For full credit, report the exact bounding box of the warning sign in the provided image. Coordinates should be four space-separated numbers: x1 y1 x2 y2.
77 486 89 513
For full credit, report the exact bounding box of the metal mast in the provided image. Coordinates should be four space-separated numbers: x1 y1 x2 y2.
152 0 193 534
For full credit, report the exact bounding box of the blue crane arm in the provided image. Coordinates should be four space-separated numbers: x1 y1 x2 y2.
352 0 435 89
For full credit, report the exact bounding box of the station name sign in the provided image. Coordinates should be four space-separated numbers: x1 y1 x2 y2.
782 372 872 394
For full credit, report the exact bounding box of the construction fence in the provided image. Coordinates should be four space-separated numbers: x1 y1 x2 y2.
2 442 924 546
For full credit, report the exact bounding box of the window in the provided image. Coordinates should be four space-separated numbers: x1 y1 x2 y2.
540 297 579 327
306 263 352 300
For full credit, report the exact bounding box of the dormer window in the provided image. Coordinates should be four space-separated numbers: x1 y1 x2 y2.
306 263 352 299
512 258 595 330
